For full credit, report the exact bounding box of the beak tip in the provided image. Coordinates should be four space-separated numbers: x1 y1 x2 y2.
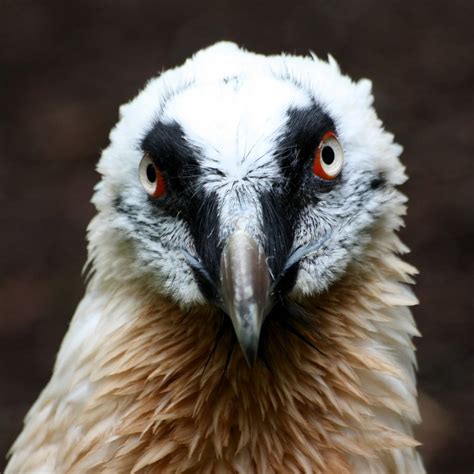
244 356 257 368
232 326 260 367
241 340 259 367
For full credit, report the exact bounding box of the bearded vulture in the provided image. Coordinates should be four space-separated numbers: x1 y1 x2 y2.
7 42 424 473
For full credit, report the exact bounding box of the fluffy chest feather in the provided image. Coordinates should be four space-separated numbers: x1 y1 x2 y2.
7 241 423 473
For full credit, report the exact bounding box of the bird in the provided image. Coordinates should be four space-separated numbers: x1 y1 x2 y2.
6 42 424 473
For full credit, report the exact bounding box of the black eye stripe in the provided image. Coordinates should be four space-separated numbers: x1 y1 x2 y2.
141 120 200 179
259 189 299 293
277 104 336 185
141 120 222 298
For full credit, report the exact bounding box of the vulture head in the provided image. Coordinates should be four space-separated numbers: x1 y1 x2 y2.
7 42 424 473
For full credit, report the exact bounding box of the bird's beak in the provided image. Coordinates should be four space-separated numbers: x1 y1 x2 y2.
220 230 273 367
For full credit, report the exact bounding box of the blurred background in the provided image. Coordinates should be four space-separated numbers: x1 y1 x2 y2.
1 0 472 472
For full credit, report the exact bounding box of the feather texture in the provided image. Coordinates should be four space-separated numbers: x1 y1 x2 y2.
7 194 423 473
7 42 424 473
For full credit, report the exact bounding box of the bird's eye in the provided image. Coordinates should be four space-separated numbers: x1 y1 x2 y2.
313 131 344 180
139 154 166 198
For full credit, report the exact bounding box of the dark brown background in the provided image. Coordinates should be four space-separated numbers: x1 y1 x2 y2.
1 0 473 472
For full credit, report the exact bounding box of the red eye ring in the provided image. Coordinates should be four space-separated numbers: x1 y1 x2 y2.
139 154 167 198
313 131 344 180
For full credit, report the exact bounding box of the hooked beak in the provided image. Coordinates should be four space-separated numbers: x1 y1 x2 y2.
220 230 273 367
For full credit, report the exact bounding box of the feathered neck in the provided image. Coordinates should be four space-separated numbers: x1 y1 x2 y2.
8 226 424 474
